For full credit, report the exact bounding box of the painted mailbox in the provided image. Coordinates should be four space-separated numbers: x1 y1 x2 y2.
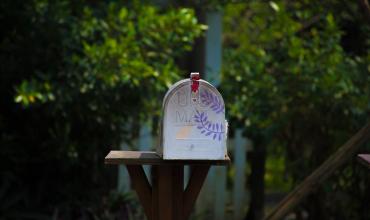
158 73 228 160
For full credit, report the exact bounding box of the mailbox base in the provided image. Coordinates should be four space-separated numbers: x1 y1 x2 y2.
105 151 230 220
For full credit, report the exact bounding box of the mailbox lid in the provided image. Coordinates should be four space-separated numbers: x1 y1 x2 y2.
162 79 224 109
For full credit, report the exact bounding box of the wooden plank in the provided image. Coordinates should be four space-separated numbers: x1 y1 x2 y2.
105 151 230 166
158 166 173 220
357 154 370 169
153 165 185 220
265 122 370 220
173 166 184 220
196 167 215 218
151 166 159 220
184 165 210 220
126 165 152 220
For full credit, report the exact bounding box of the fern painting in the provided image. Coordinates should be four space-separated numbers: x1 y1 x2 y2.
194 110 224 141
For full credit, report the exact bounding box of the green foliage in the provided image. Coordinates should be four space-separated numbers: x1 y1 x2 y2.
0 0 204 217
222 1 370 219
265 155 292 192
13 2 204 118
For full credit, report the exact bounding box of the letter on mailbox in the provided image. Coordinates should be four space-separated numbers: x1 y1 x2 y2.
158 73 228 160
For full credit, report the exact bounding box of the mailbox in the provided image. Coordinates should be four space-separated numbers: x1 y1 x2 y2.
158 73 228 160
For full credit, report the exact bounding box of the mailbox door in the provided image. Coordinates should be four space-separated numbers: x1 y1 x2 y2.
162 79 226 160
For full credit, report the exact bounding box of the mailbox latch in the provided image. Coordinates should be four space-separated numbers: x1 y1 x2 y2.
190 72 200 103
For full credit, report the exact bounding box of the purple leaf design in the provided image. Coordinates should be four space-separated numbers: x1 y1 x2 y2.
200 90 225 114
194 111 224 141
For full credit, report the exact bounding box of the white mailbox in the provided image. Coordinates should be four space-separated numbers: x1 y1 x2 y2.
158 73 228 160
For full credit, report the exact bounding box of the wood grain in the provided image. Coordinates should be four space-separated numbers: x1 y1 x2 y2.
126 165 152 220
106 151 224 220
151 166 158 220
173 166 184 220
183 165 211 220
105 151 230 165
158 166 173 220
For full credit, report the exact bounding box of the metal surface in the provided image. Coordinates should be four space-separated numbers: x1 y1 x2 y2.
158 78 227 160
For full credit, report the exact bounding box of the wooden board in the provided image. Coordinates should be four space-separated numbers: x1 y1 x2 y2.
183 165 210 220
126 165 152 219
357 154 370 169
105 151 230 166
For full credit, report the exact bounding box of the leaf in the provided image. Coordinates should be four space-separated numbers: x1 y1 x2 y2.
269 1 280 12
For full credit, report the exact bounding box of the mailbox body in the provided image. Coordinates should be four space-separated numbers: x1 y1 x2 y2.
158 79 227 160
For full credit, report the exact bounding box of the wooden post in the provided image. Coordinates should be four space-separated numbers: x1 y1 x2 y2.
105 151 230 220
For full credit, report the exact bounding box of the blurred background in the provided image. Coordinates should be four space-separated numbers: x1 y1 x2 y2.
1 0 370 219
